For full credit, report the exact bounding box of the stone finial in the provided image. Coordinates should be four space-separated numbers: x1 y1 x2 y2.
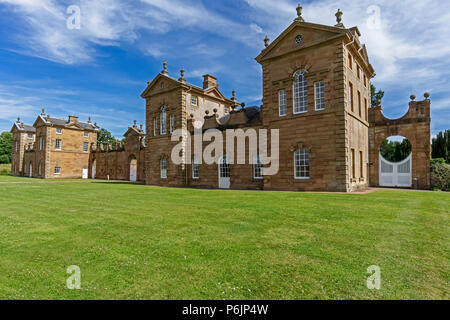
88 116 92 123
410 94 416 101
424 92 430 99
41 108 45 115
295 3 305 22
376 99 382 107
264 35 270 48
161 61 168 75
213 108 218 114
335 9 344 28
147 80 151 85
205 110 210 115
133 120 137 128
179 68 186 83
17 117 20 123
140 124 143 130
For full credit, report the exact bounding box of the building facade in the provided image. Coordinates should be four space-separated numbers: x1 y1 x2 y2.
11 111 97 179
11 6 431 191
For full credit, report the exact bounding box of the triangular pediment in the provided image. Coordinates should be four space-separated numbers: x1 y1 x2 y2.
141 73 182 98
204 87 228 101
256 21 347 62
33 115 47 128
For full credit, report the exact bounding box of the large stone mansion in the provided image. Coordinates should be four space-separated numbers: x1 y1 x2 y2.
11 6 431 192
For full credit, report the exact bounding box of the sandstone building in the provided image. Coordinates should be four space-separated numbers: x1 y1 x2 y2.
11 5 431 191
11 110 97 179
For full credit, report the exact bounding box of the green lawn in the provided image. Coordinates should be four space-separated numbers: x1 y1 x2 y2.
0 177 448 300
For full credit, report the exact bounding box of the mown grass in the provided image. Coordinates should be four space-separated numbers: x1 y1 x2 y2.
0 178 448 300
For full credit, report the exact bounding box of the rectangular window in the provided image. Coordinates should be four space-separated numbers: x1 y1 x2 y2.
294 149 310 179
364 75 367 87
278 90 287 116
55 139 62 150
253 155 264 180
348 53 353 69
351 149 356 179
161 159 167 179
192 158 200 179
357 65 361 79
191 95 198 106
170 114 175 134
358 90 362 117
15 141 18 152
56 128 62 134
153 118 157 136
28 133 33 139
54 167 61 174
83 142 89 152
360 151 364 179
314 82 325 111
364 98 368 121
84 132 89 138
39 137 43 150
349 82 354 112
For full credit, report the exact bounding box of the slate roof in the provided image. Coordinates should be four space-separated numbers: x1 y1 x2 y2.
39 115 97 130
12 122 36 133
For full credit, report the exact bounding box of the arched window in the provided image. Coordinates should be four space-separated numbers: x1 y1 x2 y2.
293 70 308 114
160 158 167 179
294 149 310 179
160 106 167 135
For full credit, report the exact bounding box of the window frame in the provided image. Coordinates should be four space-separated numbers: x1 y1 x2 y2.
169 114 175 134
160 107 167 135
359 150 364 179
153 118 157 136
84 132 89 138
253 155 264 180
293 70 308 114
55 139 62 150
364 98 368 121
83 142 89 152
349 82 354 112
54 167 61 175
348 53 353 70
191 95 198 106
294 149 310 180
192 158 200 180
314 81 325 111
278 89 287 116
39 136 43 150
56 128 63 135
160 158 167 179
351 148 356 179
357 90 362 117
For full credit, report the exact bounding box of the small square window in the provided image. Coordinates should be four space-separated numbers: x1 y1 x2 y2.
28 133 33 139
84 132 89 138
55 139 62 150
56 128 62 134
191 95 198 106
54 167 61 174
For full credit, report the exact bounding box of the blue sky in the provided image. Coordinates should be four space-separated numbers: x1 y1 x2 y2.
0 0 449 138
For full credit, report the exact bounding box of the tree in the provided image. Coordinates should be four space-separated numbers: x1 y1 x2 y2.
371 84 385 108
432 130 450 163
380 138 412 162
0 132 12 164
97 128 118 145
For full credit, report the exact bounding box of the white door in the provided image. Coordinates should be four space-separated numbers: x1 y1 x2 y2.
218 156 230 189
130 166 137 182
29 163 32 177
379 153 412 187
82 168 88 179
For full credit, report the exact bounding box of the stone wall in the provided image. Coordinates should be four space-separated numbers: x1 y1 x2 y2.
368 95 431 189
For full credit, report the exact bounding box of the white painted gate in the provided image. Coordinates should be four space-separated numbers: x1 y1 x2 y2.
82 168 88 179
130 166 137 182
379 153 412 187
29 163 32 177
92 164 96 179
218 156 230 189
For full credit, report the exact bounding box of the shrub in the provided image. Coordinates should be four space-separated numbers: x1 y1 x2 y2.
0 154 11 164
431 162 450 191
431 158 446 165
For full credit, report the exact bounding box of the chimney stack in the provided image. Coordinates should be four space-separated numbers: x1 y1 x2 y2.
68 115 78 123
203 74 218 89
